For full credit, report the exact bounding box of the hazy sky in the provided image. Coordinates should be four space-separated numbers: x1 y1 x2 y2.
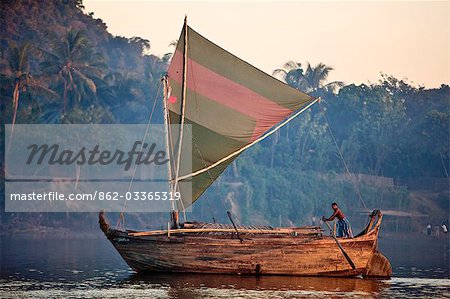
83 1 449 88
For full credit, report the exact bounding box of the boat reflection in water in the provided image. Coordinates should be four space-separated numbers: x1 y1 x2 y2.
122 273 383 298
124 273 449 298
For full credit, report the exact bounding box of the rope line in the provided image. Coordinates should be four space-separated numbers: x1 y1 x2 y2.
116 80 162 230
318 102 368 210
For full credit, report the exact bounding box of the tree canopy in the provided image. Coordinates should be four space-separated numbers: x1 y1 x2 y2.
0 0 448 232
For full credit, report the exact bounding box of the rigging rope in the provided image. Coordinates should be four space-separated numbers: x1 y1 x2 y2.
318 101 368 210
116 80 162 230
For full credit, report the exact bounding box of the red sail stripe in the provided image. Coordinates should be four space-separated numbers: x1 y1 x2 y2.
168 50 294 135
250 121 274 142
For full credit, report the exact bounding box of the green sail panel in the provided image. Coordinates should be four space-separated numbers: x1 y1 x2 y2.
167 25 314 208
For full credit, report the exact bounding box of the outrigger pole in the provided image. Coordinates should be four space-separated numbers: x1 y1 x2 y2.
324 221 356 270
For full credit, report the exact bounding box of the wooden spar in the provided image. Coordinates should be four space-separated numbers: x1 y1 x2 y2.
172 16 189 208
128 227 323 237
324 221 356 270
182 223 320 230
162 77 174 212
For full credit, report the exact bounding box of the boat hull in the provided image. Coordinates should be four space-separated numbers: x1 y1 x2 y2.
102 223 387 277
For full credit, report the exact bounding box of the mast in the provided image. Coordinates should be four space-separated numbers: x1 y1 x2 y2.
162 77 175 221
172 16 189 226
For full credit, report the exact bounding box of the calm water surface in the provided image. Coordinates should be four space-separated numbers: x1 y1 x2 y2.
1 235 449 298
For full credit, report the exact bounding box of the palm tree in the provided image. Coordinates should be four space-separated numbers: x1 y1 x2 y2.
3 43 57 130
302 62 344 94
40 29 106 112
272 61 343 157
162 40 178 63
273 61 309 91
8 43 31 130
102 72 143 104
273 61 344 94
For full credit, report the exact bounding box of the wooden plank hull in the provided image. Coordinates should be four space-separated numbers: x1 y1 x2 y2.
99 210 391 277
104 229 379 276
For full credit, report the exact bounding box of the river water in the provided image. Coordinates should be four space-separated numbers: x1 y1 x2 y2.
1 235 449 298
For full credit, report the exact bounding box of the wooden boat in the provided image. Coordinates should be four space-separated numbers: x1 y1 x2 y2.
100 18 392 277
99 210 391 277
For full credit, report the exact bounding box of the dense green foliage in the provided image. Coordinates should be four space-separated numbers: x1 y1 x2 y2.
1 0 166 126
1 0 448 232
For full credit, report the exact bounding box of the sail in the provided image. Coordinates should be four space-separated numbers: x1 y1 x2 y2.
166 25 314 209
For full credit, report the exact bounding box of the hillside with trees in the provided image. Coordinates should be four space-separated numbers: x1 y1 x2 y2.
1 0 448 235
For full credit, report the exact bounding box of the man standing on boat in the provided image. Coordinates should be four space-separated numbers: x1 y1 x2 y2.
322 203 353 238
